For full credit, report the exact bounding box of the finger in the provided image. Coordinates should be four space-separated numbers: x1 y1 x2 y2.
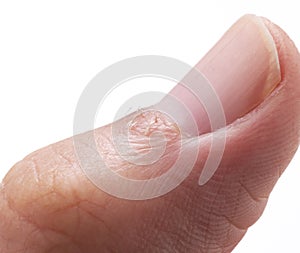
0 14 299 253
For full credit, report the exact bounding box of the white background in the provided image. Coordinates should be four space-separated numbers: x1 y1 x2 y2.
0 1 299 252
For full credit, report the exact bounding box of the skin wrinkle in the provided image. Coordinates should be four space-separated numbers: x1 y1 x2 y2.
213 172 267 228
222 224 245 251
0 188 48 252
50 144 75 168
138 192 208 253
133 204 170 252
77 202 118 242
39 198 112 251
159 204 191 250
25 228 68 253
43 177 114 250
30 207 81 251
1 141 115 252
45 241 82 253
238 180 267 203
222 214 250 232
74 198 136 251
37 228 70 248
133 199 175 251
202 177 223 248
44 213 80 251
2 186 35 231
174 160 267 251
28 159 41 184
156 175 236 252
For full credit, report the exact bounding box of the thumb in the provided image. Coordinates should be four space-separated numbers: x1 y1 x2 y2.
0 14 299 253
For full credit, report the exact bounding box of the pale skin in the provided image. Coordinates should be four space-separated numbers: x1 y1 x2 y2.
0 15 300 253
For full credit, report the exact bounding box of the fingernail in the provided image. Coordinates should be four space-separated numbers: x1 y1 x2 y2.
156 14 281 134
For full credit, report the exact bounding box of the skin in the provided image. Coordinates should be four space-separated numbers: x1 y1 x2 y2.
0 17 300 253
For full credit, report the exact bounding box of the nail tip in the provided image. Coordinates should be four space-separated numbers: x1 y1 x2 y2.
241 14 281 96
258 15 282 94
